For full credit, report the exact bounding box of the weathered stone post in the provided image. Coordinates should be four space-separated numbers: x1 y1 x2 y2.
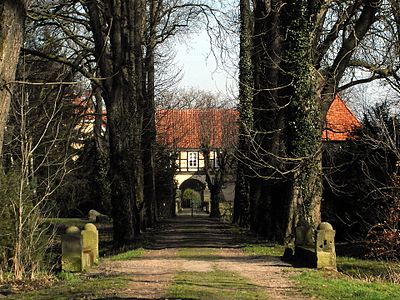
61 226 83 272
81 223 99 265
295 224 314 247
315 222 336 270
294 224 316 266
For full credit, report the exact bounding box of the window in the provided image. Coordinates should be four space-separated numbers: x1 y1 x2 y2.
188 152 198 168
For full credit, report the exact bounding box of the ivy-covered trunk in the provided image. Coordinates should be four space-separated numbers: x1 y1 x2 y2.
280 0 323 243
233 0 253 227
236 0 380 242
237 0 323 242
202 147 222 218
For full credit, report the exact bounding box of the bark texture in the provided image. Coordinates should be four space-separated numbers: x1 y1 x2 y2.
0 0 30 161
233 0 253 227
234 0 380 243
86 0 145 246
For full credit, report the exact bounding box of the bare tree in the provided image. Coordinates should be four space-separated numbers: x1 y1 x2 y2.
1 75 78 280
199 105 237 218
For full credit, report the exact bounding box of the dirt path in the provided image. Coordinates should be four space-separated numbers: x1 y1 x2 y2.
91 214 310 299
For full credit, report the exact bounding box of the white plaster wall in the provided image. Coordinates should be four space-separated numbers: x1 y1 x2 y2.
175 174 207 187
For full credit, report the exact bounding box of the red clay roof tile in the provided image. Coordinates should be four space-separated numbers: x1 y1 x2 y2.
322 94 361 141
156 109 238 149
155 95 361 148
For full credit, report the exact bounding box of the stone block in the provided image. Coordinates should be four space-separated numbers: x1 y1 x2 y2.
295 225 314 246
88 209 101 222
81 223 99 264
294 245 317 268
62 224 99 272
315 222 336 270
62 226 84 272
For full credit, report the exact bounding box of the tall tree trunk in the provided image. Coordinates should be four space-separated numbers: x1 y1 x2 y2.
233 0 253 227
142 0 158 228
240 0 379 242
280 0 323 243
249 0 286 239
202 148 222 218
86 0 145 246
209 185 221 218
0 0 30 163
92 85 111 214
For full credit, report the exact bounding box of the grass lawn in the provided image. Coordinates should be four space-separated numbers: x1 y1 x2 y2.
177 247 219 260
337 256 400 282
108 248 146 261
166 269 268 300
242 244 400 299
242 243 286 257
294 270 400 300
1 247 146 300
4 273 130 300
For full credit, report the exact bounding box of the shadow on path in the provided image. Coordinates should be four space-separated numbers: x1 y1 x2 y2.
143 213 256 250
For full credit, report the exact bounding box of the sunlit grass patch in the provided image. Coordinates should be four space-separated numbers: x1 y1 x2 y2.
177 248 219 260
108 248 146 261
44 218 91 227
166 269 267 300
293 270 400 300
242 244 286 257
337 256 400 284
7 274 130 300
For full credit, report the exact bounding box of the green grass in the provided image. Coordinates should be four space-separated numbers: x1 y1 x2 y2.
337 256 400 282
3 248 146 299
5 274 131 300
242 244 286 257
44 218 91 227
242 244 400 299
108 248 146 261
177 247 219 260
294 270 400 300
166 269 268 300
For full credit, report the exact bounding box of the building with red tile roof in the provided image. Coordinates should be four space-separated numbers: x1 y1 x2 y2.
322 94 361 141
156 108 238 149
156 95 360 208
156 95 360 151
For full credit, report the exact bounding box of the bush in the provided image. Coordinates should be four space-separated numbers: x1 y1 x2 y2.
183 188 201 208
0 172 17 280
366 177 400 261
0 171 53 281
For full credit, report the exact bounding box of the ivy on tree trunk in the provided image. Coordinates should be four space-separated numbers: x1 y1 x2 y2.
280 0 323 243
233 0 253 227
